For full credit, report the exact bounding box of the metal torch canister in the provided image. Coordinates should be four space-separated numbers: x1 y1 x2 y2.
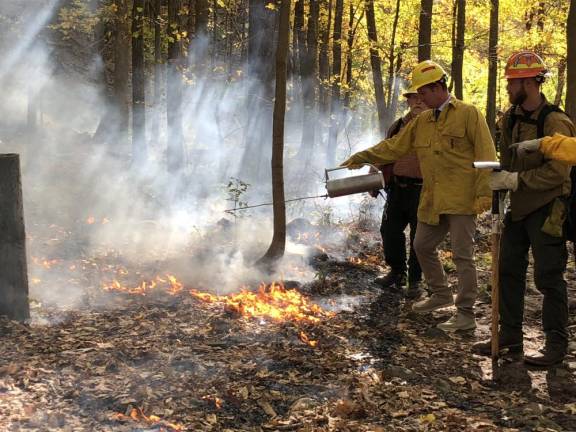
324 165 385 198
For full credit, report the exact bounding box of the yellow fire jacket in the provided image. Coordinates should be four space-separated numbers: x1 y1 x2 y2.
540 133 576 164
342 97 497 225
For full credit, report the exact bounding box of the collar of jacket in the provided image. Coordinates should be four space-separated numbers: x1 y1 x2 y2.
513 93 549 118
425 96 459 122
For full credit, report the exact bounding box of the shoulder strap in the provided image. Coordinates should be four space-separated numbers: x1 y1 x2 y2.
505 106 518 142
536 104 564 138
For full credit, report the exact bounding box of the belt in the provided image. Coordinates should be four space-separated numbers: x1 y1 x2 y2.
393 175 422 187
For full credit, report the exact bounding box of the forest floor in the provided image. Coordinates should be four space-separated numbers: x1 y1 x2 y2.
0 215 575 432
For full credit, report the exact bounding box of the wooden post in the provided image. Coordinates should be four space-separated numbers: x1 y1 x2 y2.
0 154 30 321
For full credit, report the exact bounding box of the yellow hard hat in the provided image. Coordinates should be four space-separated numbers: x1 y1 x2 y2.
410 60 448 91
403 85 419 97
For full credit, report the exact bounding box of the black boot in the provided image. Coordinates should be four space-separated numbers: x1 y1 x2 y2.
405 281 424 299
524 340 567 367
472 334 523 357
375 271 406 289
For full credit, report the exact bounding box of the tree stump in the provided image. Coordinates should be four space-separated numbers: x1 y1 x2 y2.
0 154 29 321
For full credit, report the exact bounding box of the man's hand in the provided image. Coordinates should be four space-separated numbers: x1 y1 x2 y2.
510 138 542 157
489 171 519 191
339 155 364 169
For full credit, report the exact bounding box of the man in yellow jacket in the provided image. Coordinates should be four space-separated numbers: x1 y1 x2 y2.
341 60 497 332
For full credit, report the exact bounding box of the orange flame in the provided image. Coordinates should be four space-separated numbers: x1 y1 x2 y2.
102 274 183 296
112 407 183 431
190 281 334 324
299 331 318 347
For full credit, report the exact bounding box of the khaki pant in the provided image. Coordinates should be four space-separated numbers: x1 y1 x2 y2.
414 215 477 317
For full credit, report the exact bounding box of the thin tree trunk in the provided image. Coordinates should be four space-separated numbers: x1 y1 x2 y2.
327 0 343 167
151 0 163 148
196 0 209 35
365 0 386 136
297 0 319 160
319 0 332 115
343 3 354 109
132 0 147 166
486 0 499 141
259 0 291 265
385 0 401 125
418 0 433 61
0 155 29 322
167 0 185 172
451 0 465 100
554 58 566 107
566 0 576 120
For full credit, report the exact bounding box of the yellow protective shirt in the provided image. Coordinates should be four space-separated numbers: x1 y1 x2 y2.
343 97 497 225
541 133 576 165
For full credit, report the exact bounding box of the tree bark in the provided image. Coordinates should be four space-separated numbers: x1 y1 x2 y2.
566 0 576 120
365 0 386 136
239 0 277 181
343 3 354 109
554 57 566 107
327 0 343 167
318 0 332 115
385 0 401 126
151 0 163 149
167 0 185 173
196 0 210 35
132 0 147 166
259 0 291 265
486 0 499 141
451 0 465 100
0 154 29 322
418 0 433 61
297 0 319 161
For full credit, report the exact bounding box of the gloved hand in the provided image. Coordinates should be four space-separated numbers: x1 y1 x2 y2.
473 196 492 213
510 138 542 157
339 154 365 169
489 170 519 191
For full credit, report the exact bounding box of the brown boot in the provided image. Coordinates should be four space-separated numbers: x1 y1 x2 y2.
524 341 567 367
472 334 523 357
411 294 453 313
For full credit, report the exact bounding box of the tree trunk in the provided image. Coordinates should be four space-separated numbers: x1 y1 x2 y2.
554 57 566 107
566 0 576 120
258 0 291 266
418 0 433 61
451 0 465 100
343 3 354 110
132 0 147 166
0 154 29 322
239 0 277 181
318 0 332 115
151 0 163 149
297 0 319 161
385 0 401 126
327 0 343 167
486 0 499 142
365 0 386 136
196 0 210 35
166 0 185 173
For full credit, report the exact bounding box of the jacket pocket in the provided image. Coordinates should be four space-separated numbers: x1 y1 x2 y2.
441 127 466 151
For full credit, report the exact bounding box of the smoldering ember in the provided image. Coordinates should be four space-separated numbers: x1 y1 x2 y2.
0 0 576 431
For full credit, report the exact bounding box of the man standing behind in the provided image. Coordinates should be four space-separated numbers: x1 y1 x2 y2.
341 60 497 331
375 88 427 299
474 51 576 366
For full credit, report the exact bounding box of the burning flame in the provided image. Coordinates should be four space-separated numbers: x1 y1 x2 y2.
112 407 183 431
190 281 334 324
102 274 183 296
299 331 318 347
